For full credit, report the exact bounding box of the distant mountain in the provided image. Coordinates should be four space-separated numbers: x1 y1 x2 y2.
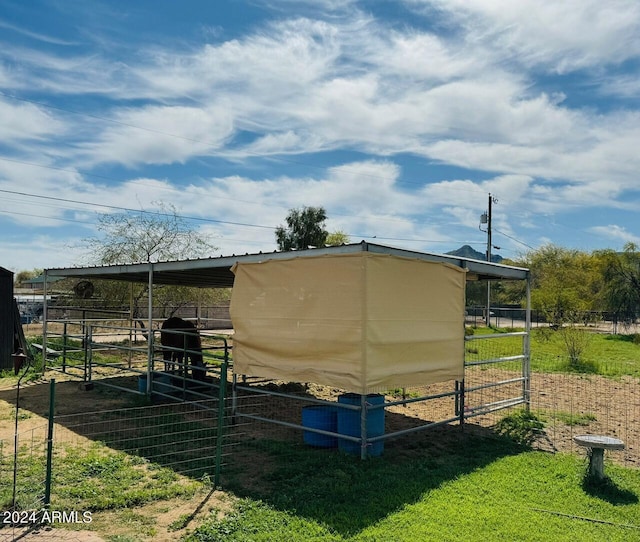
446 245 503 263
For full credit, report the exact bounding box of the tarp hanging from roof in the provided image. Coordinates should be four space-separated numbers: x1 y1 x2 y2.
230 252 466 393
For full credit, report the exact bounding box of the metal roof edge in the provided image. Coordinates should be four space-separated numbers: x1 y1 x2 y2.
45 241 529 283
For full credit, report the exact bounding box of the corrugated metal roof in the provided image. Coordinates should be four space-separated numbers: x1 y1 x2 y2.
45 241 529 287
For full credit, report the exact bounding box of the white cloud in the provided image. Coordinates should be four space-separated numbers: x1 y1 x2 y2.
164 160 456 255
600 74 640 98
371 31 482 81
408 0 640 72
76 105 234 167
133 17 342 103
420 174 534 237
0 234 87 272
0 98 66 141
3 4 637 192
2 1 640 265
588 225 640 247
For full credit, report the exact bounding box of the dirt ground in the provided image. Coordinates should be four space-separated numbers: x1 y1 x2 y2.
1 363 638 540
0 373 235 542
246 372 639 467
0 490 230 542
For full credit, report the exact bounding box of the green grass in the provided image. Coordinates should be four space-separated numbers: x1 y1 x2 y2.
466 328 640 378
534 330 640 376
0 445 48 510
187 437 640 542
11 327 638 383
0 440 203 512
0 406 32 421
540 410 598 427
52 443 203 511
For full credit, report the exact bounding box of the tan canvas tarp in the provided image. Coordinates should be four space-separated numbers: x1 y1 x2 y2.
230 252 466 393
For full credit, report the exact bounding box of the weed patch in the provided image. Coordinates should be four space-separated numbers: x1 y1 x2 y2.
495 410 545 446
544 410 597 427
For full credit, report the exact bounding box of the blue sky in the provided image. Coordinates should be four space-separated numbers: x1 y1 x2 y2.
1 0 640 272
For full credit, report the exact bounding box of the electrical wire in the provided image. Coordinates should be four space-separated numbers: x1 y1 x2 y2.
0 188 276 230
0 156 461 229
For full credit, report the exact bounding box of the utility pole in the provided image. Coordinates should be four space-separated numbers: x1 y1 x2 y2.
480 193 498 326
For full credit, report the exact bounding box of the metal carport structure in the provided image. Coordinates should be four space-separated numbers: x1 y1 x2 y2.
43 241 531 457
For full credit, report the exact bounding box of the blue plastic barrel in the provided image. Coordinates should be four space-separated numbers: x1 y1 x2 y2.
337 393 385 456
302 405 338 448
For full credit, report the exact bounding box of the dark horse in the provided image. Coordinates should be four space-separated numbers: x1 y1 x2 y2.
160 317 206 381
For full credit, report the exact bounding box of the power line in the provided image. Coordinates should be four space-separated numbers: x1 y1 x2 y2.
0 185 523 251
0 182 537 254
0 188 492 251
493 228 536 250
0 208 96 226
350 233 484 245
0 156 469 229
0 188 276 230
0 84 536 250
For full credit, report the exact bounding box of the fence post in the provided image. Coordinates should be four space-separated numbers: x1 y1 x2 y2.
214 344 228 487
455 379 465 428
44 379 55 507
360 393 367 460
62 321 68 373
87 325 93 383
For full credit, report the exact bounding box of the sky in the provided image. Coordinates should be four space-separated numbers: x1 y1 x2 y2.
1 0 640 273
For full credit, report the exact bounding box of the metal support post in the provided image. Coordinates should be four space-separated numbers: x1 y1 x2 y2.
524 274 532 411
42 271 48 376
87 326 93 383
360 393 367 460
456 379 465 428
214 352 228 487
147 264 154 394
62 321 68 373
44 379 55 507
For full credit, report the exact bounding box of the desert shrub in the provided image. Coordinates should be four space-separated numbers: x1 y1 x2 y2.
560 326 592 370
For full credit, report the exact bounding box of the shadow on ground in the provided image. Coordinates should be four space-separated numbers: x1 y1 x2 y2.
2 376 527 537
222 423 525 537
583 475 639 505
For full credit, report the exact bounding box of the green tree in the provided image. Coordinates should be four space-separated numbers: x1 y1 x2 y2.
275 206 328 251
325 230 350 246
14 268 43 287
511 244 599 326
596 242 640 326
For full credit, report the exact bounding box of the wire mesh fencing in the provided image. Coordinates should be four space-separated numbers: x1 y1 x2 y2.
463 327 639 467
528 364 639 467
0 422 48 512
53 398 226 483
